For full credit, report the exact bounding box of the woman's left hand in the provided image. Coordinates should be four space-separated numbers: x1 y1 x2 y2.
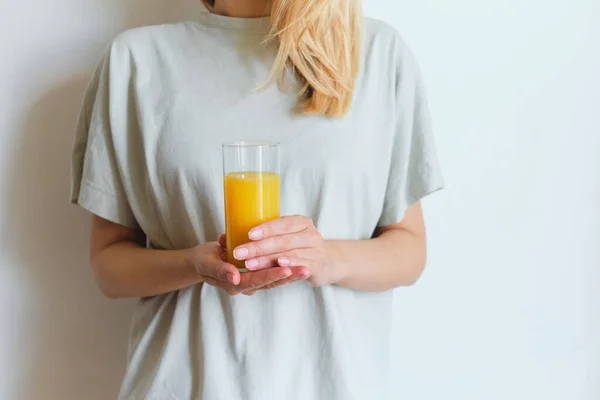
231 215 339 289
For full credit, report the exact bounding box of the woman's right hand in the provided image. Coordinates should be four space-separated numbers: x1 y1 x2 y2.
191 241 309 296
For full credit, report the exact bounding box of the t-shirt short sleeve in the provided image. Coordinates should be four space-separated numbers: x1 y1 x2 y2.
70 49 138 229
378 41 444 227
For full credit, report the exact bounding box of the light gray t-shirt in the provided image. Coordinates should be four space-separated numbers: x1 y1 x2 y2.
71 12 443 400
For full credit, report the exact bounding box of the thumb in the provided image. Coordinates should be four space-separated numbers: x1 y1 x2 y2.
196 246 240 285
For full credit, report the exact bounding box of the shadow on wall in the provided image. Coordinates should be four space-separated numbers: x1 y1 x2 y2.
7 1 200 399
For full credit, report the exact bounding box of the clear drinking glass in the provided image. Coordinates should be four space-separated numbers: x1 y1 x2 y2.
223 141 281 271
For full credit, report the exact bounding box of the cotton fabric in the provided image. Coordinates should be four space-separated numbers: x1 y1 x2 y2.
71 12 443 400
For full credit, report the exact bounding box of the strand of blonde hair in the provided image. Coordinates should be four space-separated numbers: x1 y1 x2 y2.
202 0 362 117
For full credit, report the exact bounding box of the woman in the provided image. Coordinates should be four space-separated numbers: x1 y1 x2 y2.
71 0 443 398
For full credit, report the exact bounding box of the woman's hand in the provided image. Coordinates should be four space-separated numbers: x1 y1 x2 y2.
231 215 341 288
191 240 310 296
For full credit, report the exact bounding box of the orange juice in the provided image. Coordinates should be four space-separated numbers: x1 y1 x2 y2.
224 171 280 270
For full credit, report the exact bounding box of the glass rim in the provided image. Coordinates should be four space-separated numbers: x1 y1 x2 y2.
222 140 280 148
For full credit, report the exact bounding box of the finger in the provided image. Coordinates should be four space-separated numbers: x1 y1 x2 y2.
202 277 240 295
196 260 232 281
248 215 313 241
259 266 311 290
218 234 227 249
236 266 292 292
240 267 309 294
196 248 240 285
234 232 319 261
245 248 318 271
216 246 241 285
277 255 316 271
206 263 240 285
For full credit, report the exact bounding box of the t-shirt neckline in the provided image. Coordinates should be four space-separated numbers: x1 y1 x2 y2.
197 11 271 33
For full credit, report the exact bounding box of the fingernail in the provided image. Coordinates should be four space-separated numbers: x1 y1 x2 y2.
246 259 259 270
248 229 263 240
278 257 290 266
226 272 238 285
234 247 248 259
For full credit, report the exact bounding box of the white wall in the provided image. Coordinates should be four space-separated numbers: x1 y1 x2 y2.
1 1 598 399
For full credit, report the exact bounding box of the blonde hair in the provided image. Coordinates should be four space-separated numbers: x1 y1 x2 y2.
202 0 362 117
